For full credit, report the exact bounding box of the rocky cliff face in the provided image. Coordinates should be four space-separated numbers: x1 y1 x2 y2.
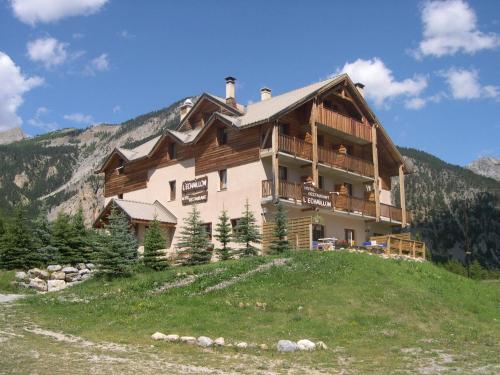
466 156 500 182
0 127 27 145
0 98 189 224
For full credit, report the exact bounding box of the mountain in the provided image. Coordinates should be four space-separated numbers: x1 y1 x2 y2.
0 98 188 223
466 156 500 181
393 148 500 268
0 127 27 145
0 98 499 268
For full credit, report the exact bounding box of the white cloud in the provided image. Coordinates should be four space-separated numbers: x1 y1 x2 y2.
63 112 93 124
84 53 109 75
10 0 108 25
440 68 499 99
72 33 84 39
112 105 121 113
0 52 43 131
118 30 135 39
27 37 68 68
415 0 500 58
28 106 58 131
337 58 428 108
405 97 426 110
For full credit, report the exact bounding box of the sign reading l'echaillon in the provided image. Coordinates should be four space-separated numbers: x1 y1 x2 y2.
301 183 332 209
182 176 208 205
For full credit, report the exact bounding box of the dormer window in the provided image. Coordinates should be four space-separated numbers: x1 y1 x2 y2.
168 143 177 159
217 127 228 145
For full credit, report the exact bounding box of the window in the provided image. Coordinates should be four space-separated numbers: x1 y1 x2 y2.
118 193 123 199
278 123 289 135
317 135 324 147
116 158 125 175
169 180 176 201
312 224 325 242
345 182 353 196
201 223 212 240
231 218 241 231
318 175 324 189
345 229 355 245
219 169 227 190
278 166 288 181
217 127 228 145
168 143 177 159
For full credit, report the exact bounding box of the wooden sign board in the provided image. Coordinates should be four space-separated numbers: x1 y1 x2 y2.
302 183 332 209
182 176 208 205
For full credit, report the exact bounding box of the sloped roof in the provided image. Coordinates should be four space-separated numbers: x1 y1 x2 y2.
114 199 177 224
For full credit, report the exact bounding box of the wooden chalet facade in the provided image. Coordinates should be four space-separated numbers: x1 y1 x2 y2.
95 74 411 253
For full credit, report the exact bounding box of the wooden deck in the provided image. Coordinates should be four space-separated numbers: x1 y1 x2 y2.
316 105 372 143
370 234 426 259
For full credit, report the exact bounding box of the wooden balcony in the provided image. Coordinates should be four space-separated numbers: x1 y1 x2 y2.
318 146 374 178
262 180 410 223
316 105 372 143
278 133 312 160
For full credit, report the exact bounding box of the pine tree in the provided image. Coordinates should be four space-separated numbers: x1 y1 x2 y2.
32 204 58 265
143 218 169 270
51 212 77 265
270 202 289 254
0 205 38 270
235 199 261 256
97 204 138 276
70 206 90 263
177 205 211 265
214 208 232 260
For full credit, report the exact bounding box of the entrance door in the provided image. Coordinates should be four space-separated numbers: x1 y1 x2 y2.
312 224 325 249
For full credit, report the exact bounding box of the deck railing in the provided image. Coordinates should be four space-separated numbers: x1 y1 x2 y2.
317 105 372 142
262 180 302 202
318 146 374 178
332 194 377 217
278 133 312 160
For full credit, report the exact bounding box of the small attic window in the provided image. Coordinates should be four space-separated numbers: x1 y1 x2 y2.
168 143 177 159
116 158 125 175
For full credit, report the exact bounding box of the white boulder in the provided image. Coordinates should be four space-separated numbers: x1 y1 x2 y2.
65 273 80 282
180 336 196 344
50 271 66 280
277 340 298 352
297 339 316 351
86 263 96 270
78 269 90 276
61 267 78 274
28 268 49 280
47 265 62 272
15 271 28 282
76 263 87 270
151 332 167 341
29 277 47 292
165 334 179 342
197 336 213 347
316 341 328 350
236 342 248 349
47 280 66 292
214 337 225 346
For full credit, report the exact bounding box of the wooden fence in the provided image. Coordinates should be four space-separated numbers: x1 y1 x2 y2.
262 216 312 253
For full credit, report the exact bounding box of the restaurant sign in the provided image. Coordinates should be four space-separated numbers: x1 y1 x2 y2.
182 176 208 205
301 183 332 209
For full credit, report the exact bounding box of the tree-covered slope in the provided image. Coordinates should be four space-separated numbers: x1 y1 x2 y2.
395 147 500 268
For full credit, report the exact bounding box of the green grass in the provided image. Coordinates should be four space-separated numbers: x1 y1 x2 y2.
13 252 500 372
0 270 18 293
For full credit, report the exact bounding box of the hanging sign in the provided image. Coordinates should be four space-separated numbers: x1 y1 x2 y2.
301 183 332 209
182 176 208 205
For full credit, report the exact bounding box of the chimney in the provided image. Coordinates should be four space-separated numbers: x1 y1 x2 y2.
180 98 193 121
355 82 365 98
260 87 272 101
225 76 236 107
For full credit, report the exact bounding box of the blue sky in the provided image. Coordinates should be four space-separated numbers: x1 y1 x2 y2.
0 0 499 166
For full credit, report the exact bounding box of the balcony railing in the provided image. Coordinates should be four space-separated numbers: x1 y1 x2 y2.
317 105 372 143
278 133 312 160
318 146 374 178
262 180 410 223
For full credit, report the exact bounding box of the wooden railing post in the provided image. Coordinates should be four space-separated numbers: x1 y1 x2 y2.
372 124 381 222
272 123 279 202
310 99 318 185
399 164 407 228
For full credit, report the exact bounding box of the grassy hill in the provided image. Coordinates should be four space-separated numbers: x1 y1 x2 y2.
6 251 499 373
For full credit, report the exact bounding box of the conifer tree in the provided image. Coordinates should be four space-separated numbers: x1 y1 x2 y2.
143 218 169 270
177 205 211 265
97 204 138 276
51 212 77 264
214 208 232 260
0 205 38 270
33 204 58 265
70 206 90 263
235 199 261 256
270 202 289 254
0 210 5 239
